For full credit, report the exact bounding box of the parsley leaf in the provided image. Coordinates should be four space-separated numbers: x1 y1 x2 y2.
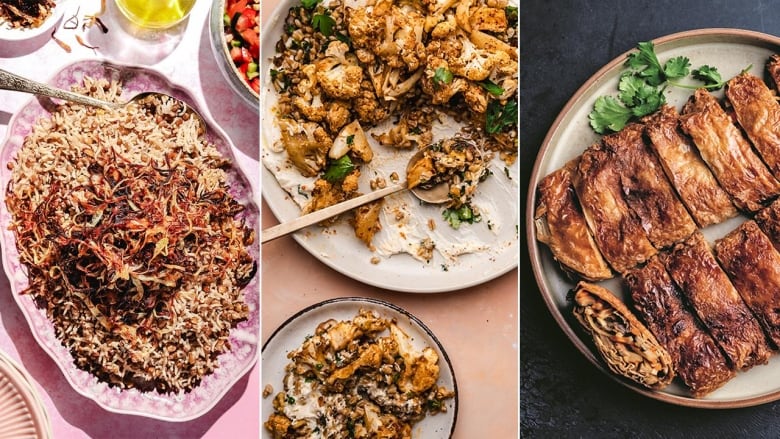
479 79 505 96
589 96 633 134
312 13 335 36
590 40 749 134
486 99 517 134
692 65 722 86
323 155 354 183
625 41 665 86
433 67 453 88
443 205 481 229
663 56 691 79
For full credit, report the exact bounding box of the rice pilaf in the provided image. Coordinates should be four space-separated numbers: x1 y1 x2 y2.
5 77 256 394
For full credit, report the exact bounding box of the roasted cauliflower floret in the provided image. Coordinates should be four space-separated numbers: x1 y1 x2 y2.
264 413 292 438
303 169 361 215
292 64 327 122
315 41 364 99
326 100 351 133
354 82 390 124
278 119 332 177
353 200 383 247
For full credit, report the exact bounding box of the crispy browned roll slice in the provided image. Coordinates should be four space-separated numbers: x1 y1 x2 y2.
602 122 696 248
572 143 657 273
663 232 772 371
755 198 780 253
680 89 780 213
726 73 780 178
570 281 674 390
767 54 780 92
535 159 613 281
643 105 738 227
625 257 735 397
715 220 780 348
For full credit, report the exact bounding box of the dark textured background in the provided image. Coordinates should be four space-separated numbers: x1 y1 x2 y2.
520 1 780 437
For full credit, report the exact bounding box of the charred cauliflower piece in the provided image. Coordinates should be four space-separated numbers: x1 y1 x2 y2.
292 64 327 122
329 120 373 162
315 41 364 100
353 200 384 247
278 119 332 177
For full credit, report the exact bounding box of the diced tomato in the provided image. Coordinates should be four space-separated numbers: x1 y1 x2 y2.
227 0 248 20
235 9 257 32
240 29 259 59
230 46 244 63
250 78 260 93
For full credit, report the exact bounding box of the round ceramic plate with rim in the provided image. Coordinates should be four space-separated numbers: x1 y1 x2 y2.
260 0 519 293
0 0 70 41
526 28 780 408
0 350 51 438
261 296 458 438
0 59 260 421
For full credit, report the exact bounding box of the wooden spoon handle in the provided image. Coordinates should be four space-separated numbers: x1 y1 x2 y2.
261 182 407 244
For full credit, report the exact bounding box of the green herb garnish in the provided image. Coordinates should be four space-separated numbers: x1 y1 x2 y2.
312 12 335 36
589 41 751 134
479 79 505 96
323 155 354 182
301 0 320 9
486 99 517 134
443 205 481 229
433 67 453 87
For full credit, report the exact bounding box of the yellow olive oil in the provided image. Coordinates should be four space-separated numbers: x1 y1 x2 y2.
114 0 197 29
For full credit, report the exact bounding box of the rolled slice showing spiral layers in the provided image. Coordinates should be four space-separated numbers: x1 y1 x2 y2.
571 281 674 390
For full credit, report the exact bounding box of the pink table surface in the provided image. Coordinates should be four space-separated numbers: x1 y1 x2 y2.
0 1 260 437
260 1 520 437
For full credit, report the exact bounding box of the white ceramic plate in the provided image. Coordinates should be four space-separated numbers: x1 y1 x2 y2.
0 0 69 41
0 351 51 438
0 60 260 421
260 0 518 293
261 297 458 438
527 29 780 408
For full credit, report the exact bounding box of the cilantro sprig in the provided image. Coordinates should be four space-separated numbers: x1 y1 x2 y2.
588 41 751 134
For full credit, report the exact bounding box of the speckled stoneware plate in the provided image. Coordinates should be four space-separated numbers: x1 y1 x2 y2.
261 297 458 438
527 29 780 408
0 0 70 42
260 0 519 293
0 59 260 421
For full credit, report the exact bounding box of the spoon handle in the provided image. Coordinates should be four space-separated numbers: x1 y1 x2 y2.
262 182 407 244
0 68 115 110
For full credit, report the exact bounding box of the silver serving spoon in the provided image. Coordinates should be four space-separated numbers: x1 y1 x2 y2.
262 140 481 244
0 68 206 133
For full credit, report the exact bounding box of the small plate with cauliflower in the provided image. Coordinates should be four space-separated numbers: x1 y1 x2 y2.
261 0 519 293
261 297 458 438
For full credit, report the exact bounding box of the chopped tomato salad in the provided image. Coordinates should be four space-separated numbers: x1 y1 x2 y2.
225 0 260 94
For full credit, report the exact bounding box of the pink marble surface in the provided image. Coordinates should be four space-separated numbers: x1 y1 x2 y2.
0 1 260 437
